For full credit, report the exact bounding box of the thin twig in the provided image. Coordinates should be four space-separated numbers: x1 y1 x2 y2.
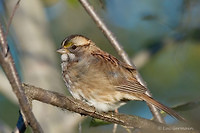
6 0 21 38
78 0 165 123
0 23 43 133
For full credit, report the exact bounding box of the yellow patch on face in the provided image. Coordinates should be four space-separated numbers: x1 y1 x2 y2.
63 42 73 48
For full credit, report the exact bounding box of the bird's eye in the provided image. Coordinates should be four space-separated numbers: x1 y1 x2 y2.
71 45 77 50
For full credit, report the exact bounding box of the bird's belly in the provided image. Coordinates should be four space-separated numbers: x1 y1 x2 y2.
64 72 123 112
69 85 127 112
87 98 126 112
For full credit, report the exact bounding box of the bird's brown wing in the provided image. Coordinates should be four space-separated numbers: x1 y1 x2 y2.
115 79 147 94
91 49 147 94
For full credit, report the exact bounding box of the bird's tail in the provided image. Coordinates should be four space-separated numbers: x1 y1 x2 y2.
138 94 186 122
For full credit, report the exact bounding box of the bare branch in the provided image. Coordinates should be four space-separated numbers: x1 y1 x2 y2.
22 84 165 130
0 23 43 133
6 0 21 37
22 83 197 133
0 23 8 56
78 0 164 123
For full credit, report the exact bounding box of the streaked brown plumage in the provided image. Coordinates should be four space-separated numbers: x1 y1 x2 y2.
57 34 185 122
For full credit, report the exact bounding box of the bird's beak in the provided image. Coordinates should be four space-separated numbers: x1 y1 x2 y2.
56 48 69 54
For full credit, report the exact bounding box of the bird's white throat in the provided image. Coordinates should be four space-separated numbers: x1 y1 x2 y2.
61 54 68 62
61 53 76 62
61 53 76 70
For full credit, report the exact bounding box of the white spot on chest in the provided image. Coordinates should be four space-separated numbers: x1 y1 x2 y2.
61 54 68 62
61 53 76 62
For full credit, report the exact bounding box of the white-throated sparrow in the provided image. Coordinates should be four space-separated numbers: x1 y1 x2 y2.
57 35 185 121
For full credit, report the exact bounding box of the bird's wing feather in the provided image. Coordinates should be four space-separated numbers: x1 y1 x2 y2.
91 49 147 94
115 80 147 93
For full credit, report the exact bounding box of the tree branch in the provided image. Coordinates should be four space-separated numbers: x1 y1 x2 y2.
22 84 164 129
78 0 164 123
0 23 43 133
22 83 197 133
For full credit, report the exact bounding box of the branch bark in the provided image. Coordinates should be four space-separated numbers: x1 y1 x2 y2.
22 83 197 133
0 23 43 133
22 83 164 129
78 0 164 123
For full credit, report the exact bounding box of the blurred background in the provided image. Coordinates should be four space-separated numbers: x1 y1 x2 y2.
0 0 200 132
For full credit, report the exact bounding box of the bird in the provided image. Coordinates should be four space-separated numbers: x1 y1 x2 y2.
57 34 185 122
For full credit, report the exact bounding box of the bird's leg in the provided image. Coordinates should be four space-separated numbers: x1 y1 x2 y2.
112 109 118 133
112 109 132 133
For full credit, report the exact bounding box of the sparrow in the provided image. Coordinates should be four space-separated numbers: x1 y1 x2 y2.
57 34 185 122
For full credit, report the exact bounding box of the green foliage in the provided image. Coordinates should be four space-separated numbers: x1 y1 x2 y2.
67 0 79 6
0 93 18 128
